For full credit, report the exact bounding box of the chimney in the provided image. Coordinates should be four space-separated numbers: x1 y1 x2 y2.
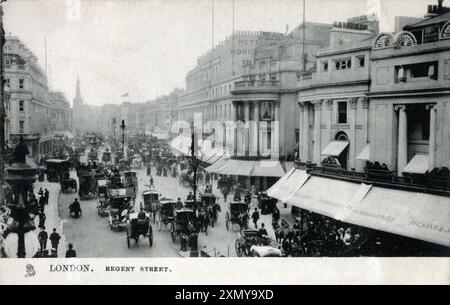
438 0 443 10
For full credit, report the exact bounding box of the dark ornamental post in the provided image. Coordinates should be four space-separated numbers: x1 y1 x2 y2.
4 137 38 257
120 119 126 157
189 124 199 256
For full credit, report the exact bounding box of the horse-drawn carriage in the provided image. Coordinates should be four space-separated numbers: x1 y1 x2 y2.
97 179 111 216
258 192 278 215
124 171 138 189
108 188 134 231
235 229 281 257
178 172 193 187
156 198 176 231
170 208 199 243
60 172 77 193
200 193 220 228
130 154 143 169
77 169 97 200
126 210 153 248
87 148 98 161
225 201 249 231
102 150 112 164
142 190 160 221
45 159 70 183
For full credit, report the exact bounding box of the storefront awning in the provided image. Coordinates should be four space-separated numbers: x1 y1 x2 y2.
252 160 286 177
403 154 429 174
321 141 349 156
351 187 450 247
214 159 256 176
273 172 450 247
286 176 370 220
356 144 370 160
205 155 230 173
267 168 310 202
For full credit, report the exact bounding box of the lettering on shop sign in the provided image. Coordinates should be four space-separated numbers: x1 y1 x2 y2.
408 217 450 233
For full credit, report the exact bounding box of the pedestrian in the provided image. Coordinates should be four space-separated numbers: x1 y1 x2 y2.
38 195 46 212
38 187 43 197
38 227 48 251
149 175 155 188
44 188 49 205
49 228 61 251
38 211 46 229
176 197 183 209
222 187 229 202
65 243 77 258
251 208 260 229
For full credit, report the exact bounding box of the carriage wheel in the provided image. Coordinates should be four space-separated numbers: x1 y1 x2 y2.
235 239 244 257
170 225 176 243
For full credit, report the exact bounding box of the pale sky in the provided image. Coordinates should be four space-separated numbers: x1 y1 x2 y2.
3 0 438 106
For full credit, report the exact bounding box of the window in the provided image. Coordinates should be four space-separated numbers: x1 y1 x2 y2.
270 74 277 81
19 120 24 133
334 58 352 70
423 26 439 43
19 100 24 112
19 79 24 89
321 61 329 72
337 101 347 124
259 60 266 69
357 55 365 68
5 78 10 88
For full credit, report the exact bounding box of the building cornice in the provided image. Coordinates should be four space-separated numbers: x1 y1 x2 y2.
296 79 370 92
367 87 450 97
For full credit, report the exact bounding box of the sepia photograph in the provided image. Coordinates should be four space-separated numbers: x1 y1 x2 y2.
0 0 449 287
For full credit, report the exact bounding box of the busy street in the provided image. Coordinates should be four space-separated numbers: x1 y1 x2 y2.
0 0 449 261
54 141 292 258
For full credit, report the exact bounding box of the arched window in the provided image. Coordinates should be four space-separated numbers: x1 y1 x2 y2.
335 131 349 142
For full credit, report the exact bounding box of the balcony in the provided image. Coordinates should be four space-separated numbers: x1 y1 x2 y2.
294 160 450 196
232 80 280 94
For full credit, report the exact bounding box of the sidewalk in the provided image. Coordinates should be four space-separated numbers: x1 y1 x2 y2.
33 181 67 257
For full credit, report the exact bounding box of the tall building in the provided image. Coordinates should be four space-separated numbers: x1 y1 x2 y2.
268 5 450 254
72 77 98 135
4 35 51 159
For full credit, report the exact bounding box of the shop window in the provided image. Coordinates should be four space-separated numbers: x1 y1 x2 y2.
337 101 347 124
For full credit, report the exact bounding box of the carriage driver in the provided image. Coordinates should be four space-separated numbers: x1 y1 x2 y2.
187 192 194 201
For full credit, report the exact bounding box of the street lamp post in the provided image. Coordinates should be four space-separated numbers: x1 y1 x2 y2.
189 124 199 256
120 119 126 158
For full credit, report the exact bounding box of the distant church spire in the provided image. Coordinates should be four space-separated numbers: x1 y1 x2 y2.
74 76 83 106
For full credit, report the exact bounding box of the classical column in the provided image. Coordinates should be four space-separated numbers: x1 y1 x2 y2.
232 102 238 156
300 102 311 162
273 101 280 158
313 100 322 164
395 105 408 176
244 103 250 156
349 97 358 169
426 104 437 170
253 101 260 157
360 97 369 144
